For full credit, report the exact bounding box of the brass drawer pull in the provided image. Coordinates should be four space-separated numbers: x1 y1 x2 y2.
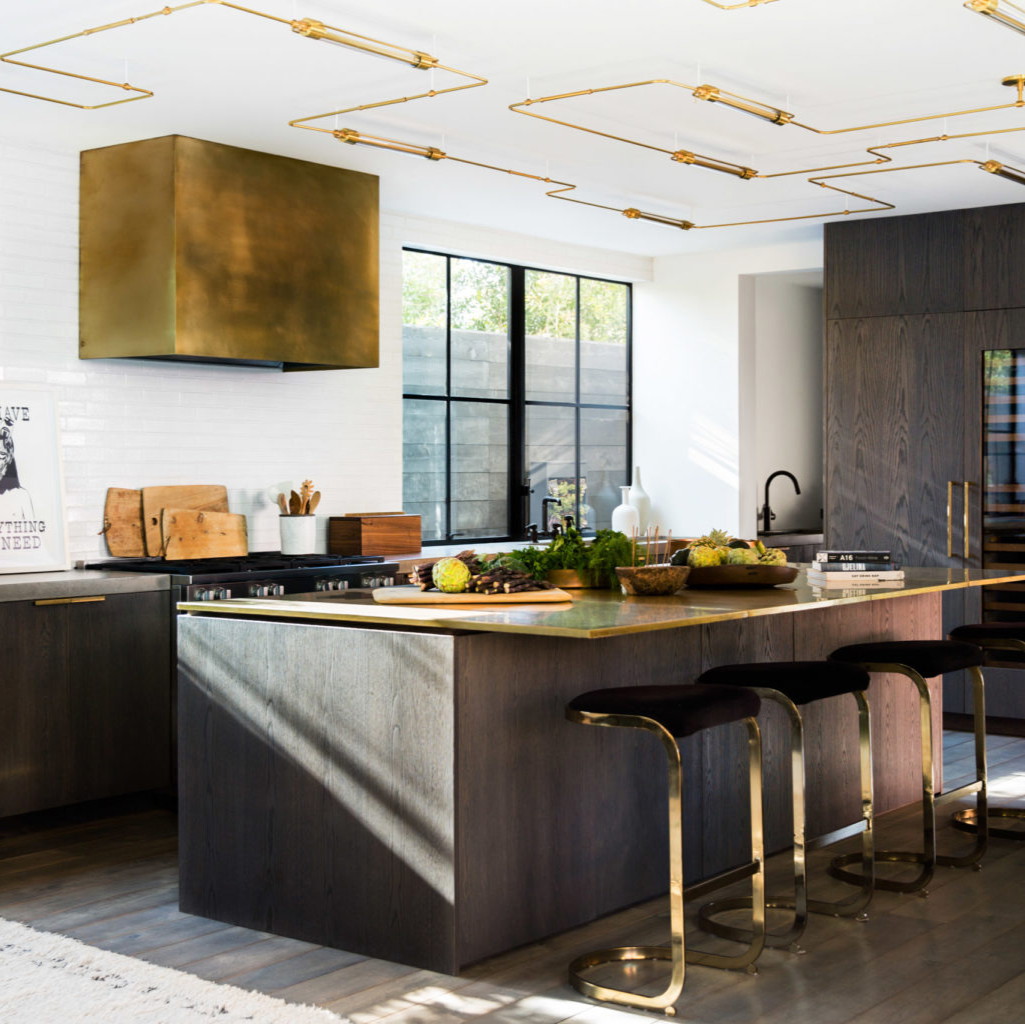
947 480 954 559
34 596 107 606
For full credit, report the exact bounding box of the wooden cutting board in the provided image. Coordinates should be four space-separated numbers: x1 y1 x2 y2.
141 485 229 555
101 487 145 557
161 508 248 560
373 585 573 605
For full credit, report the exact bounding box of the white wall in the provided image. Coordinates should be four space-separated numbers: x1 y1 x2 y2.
744 272 824 534
633 239 822 540
0 137 651 563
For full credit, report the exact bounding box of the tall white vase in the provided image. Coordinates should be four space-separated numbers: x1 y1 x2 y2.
627 466 651 532
611 486 640 535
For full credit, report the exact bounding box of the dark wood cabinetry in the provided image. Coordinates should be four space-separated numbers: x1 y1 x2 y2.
824 210 964 319
825 203 1025 717
0 590 171 817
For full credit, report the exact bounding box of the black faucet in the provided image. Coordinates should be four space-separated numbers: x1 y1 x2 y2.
524 523 539 544
540 497 561 538
761 470 801 533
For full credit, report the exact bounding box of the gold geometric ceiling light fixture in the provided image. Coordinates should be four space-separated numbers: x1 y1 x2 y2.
699 0 779 8
509 73 1025 184
0 0 485 111
965 0 1025 35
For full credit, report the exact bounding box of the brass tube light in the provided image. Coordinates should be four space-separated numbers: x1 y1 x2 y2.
981 159 1025 185
691 84 794 125
289 19 438 68
965 0 1025 35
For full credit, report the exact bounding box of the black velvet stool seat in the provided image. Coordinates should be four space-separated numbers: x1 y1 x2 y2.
565 683 765 1017
828 640 988 894
947 622 1025 840
696 661 874 952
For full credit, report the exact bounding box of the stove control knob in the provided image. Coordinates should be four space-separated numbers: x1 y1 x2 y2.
193 587 211 602
248 583 269 597
209 587 229 601
269 583 285 596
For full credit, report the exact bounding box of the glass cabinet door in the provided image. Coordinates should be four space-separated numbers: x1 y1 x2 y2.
981 349 1025 658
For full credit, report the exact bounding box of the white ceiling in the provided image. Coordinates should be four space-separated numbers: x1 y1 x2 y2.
4 0 1025 257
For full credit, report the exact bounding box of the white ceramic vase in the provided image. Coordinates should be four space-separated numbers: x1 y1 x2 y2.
627 466 651 532
611 486 640 535
280 515 317 554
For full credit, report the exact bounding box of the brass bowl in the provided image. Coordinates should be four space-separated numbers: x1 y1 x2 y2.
615 564 690 596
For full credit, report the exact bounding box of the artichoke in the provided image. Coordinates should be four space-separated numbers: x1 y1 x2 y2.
432 556 471 593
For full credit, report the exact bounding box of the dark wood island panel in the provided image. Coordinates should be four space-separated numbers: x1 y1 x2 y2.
178 587 947 973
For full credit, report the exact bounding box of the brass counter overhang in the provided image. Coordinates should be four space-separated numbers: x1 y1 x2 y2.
177 567 1025 640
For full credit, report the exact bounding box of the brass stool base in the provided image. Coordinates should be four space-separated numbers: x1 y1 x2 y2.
697 896 805 952
829 849 931 894
952 806 1025 842
569 946 679 1016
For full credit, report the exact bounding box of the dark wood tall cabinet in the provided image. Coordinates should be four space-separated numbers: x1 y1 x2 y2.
825 202 1025 717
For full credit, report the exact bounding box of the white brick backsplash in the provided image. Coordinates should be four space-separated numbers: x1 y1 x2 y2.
0 136 651 563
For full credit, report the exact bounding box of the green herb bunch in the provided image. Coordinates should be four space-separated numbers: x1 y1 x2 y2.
508 526 637 589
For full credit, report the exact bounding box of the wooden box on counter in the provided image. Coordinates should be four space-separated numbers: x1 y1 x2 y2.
328 513 422 556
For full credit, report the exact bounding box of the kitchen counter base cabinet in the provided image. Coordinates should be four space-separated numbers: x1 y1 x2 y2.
0 591 172 818
177 592 941 973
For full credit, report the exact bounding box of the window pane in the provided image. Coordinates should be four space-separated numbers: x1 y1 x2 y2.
580 279 629 405
525 270 576 403
580 408 630 530
403 399 446 541
402 251 447 396
451 402 509 539
451 259 510 400
526 405 582 528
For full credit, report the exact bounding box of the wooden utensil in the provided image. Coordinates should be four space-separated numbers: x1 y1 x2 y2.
141 485 229 555
161 508 248 559
100 487 145 557
289 491 302 515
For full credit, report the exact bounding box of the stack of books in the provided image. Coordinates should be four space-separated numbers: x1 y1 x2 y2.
806 550 904 589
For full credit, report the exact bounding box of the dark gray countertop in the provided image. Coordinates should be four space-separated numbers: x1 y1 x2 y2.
0 570 170 603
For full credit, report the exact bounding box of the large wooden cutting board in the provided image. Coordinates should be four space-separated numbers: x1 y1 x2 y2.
101 487 145 557
141 485 229 555
161 508 248 560
373 585 572 605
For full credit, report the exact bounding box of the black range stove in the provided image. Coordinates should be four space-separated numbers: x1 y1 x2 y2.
82 552 400 602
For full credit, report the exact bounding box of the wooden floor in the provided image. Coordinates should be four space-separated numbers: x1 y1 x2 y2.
0 731 1023 1024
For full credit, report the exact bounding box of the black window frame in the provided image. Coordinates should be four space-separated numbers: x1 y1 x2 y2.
402 246 632 545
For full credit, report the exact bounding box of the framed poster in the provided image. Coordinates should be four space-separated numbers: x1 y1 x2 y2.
0 389 69 574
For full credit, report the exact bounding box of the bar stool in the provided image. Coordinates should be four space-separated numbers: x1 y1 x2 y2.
947 622 1025 841
827 640 988 894
696 661 874 952
565 683 765 1017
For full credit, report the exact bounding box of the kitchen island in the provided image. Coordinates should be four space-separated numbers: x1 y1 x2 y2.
176 568 1021 972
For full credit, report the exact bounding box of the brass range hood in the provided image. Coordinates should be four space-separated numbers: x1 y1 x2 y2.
80 135 379 370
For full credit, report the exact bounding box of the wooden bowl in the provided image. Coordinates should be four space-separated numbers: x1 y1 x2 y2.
615 564 690 596
686 564 799 588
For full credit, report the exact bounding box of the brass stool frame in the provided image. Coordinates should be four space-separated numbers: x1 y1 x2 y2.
949 637 1025 841
829 662 987 894
699 686 874 952
566 706 765 1017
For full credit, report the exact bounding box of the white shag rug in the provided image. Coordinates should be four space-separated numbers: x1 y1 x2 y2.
0 917 349 1023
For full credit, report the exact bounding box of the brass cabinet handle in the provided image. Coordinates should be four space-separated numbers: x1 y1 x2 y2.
34 595 107 606
964 481 971 561
947 480 954 559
